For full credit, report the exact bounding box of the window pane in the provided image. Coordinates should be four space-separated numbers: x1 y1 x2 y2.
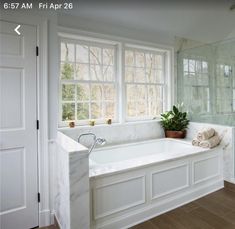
77 84 89 101
103 48 114 65
126 85 137 99
76 45 88 63
127 85 146 102
155 55 163 69
91 84 102 100
146 68 155 83
156 70 163 83
127 101 136 117
90 64 102 81
61 63 74 80
136 101 147 116
91 102 102 119
62 103 75 121
62 84 75 101
125 50 134 66
61 43 74 62
90 47 102 64
196 60 202 73
189 59 196 72
202 61 208 73
103 65 114 81
77 103 89 120
76 63 89 80
104 84 115 100
183 59 188 72
146 53 154 68
136 85 146 100
135 68 145 83
125 67 135 82
104 102 115 119
135 52 145 67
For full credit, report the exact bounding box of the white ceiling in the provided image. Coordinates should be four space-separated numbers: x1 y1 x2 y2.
60 0 235 43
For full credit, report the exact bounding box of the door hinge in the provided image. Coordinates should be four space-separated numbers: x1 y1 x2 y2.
37 120 39 130
36 46 39 56
38 193 40 203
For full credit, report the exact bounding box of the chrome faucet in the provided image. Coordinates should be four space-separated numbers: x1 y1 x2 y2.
78 132 106 154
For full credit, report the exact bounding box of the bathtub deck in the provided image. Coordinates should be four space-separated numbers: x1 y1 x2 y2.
131 186 235 229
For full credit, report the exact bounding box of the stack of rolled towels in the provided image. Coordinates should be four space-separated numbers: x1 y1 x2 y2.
192 128 221 149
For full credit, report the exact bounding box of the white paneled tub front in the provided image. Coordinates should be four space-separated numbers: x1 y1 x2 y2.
89 138 224 229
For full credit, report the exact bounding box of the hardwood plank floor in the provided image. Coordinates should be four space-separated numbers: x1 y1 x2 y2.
40 186 235 229
130 188 235 229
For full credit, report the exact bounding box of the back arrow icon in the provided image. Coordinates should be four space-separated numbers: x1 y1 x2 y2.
14 25 21 35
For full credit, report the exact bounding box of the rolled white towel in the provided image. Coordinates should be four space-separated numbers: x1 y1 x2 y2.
199 135 221 149
192 138 200 146
197 128 215 141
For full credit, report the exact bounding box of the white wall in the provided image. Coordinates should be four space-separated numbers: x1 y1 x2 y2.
57 13 175 46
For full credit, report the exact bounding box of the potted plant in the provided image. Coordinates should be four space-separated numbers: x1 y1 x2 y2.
160 104 189 138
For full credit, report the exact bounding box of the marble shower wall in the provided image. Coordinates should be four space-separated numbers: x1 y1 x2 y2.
54 132 89 229
187 122 235 183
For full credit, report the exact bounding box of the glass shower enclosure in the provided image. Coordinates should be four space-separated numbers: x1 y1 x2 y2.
177 38 235 126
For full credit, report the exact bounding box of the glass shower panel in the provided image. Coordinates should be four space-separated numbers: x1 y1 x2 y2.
177 38 235 126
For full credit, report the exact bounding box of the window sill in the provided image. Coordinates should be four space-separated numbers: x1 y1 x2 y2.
58 119 161 131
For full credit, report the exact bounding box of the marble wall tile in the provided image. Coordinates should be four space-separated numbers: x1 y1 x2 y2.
54 132 89 229
69 153 90 229
187 122 235 182
60 120 164 147
54 141 70 229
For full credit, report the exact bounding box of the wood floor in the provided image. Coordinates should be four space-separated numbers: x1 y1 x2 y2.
40 185 235 229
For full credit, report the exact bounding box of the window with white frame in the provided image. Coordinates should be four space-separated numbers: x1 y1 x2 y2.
60 38 117 125
125 46 166 120
59 35 171 126
216 62 234 113
183 57 210 114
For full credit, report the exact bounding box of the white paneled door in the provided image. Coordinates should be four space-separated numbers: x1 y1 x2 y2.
0 21 38 229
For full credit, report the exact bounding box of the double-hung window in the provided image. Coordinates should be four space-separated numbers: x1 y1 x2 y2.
59 35 171 127
60 38 117 125
125 46 166 120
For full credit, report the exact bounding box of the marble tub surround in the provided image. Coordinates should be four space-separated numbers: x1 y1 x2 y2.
89 138 215 178
60 120 164 147
187 122 235 183
54 132 90 229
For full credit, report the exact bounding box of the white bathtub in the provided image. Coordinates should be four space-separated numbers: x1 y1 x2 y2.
90 138 209 177
89 138 224 229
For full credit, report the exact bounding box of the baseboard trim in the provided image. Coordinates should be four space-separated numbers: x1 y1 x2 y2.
39 209 52 227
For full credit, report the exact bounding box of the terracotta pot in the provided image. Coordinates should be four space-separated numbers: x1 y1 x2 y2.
165 130 186 138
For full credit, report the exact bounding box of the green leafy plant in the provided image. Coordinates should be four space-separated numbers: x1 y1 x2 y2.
160 104 189 131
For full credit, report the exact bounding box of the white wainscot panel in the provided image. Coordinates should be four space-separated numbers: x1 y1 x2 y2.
0 147 26 214
151 163 189 199
193 155 220 185
0 68 24 130
0 33 23 56
93 176 146 219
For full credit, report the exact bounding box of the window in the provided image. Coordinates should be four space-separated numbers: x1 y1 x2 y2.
59 35 171 126
60 38 117 125
183 57 210 114
125 47 166 120
216 63 234 113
